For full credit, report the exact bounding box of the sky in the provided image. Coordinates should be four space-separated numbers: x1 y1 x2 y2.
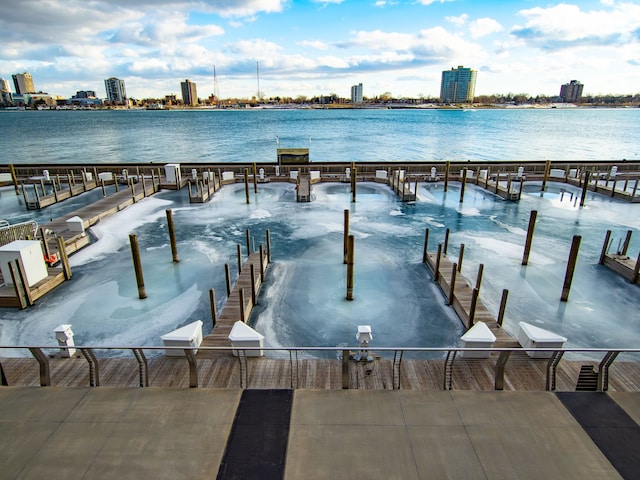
0 0 639 101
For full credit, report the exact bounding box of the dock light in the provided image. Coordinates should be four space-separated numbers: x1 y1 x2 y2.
354 325 373 362
54 324 75 357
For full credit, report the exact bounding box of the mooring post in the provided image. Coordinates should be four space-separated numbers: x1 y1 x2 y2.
237 244 242 274
33 184 40 208
541 159 551 191
209 288 217 328
129 234 147 299
580 171 591 207
246 229 251 256
485 167 490 189
422 228 429 264
225 263 231 296
344 209 350 264
165 209 179 263
621 230 633 256
561 235 582 302
244 168 250 204
448 263 458 305
351 166 357 203
494 171 500 194
522 210 538 266
434 243 442 282
239 288 246 322
632 179 639 200
459 168 467 203
39 227 51 260
633 252 640 284
599 230 612 264
469 288 479 327
40 178 46 197
101 179 106 197
443 228 450 255
56 236 71 280
497 289 509 326
444 161 450 192
253 162 258 194
114 173 119 192
457 244 465 272
266 229 272 263
250 264 257 306
52 179 59 202
259 245 265 282
346 235 355 301
9 164 19 195
475 263 484 292
518 177 525 200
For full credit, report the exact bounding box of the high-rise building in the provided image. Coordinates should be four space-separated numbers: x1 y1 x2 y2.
440 66 477 104
181 79 198 106
351 83 363 103
0 78 10 92
560 80 583 103
12 72 35 94
104 77 127 104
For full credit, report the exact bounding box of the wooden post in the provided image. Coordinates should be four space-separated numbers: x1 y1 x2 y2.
633 252 640 284
244 168 250 204
469 288 479 327
457 244 464 272
459 168 467 203
599 230 612 264
580 171 591 207
522 210 538 266
209 288 217 328
56 236 71 280
621 230 633 256
448 263 457 305
443 228 450 255
21 184 29 207
422 228 429 264
495 171 500 193
239 288 246 322
114 173 119 192
518 177 524 200
497 289 509 326
9 164 19 195
561 235 582 302
343 209 350 264
8 261 27 309
475 263 484 292
632 178 639 200
434 243 442 282
225 263 231 296
237 244 242 274
129 234 147 299
266 229 272 263
52 179 59 202
33 184 40 208
15 258 34 306
166 209 179 263
253 162 258 194
541 159 551 191
351 167 357 203
101 179 106 197
342 349 350 389
40 179 46 197
250 264 257 306
444 161 450 192
246 229 251 256
40 227 51 259
259 245 265 282
346 234 355 300
485 167 490 189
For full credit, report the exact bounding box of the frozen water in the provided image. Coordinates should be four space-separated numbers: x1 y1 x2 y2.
1 179 639 358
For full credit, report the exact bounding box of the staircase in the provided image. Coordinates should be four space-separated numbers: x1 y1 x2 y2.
575 365 598 391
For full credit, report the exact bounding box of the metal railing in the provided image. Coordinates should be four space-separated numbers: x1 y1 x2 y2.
1 345 638 392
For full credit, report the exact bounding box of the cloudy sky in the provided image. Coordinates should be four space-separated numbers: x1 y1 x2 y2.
1 0 639 100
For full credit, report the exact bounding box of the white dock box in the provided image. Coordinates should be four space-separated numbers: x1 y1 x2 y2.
0 240 48 287
517 322 567 358
460 322 496 359
98 172 113 182
161 320 203 357
66 216 85 233
164 163 181 184
228 321 264 357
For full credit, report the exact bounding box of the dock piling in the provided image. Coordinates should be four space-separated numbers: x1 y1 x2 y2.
246 229 252 256
129 234 147 299
459 168 467 203
443 228 450 255
344 209 350 264
444 161 450 192
457 244 464 272
580 171 591 207
599 230 612 264
166 209 179 263
237 244 242 274
266 229 272 263
475 263 484 292
9 164 19 195
434 243 442 282
497 289 509 326
522 210 538 266
209 288 217 328
244 168 250 204
253 162 258 194
225 263 231 296
346 235 355 301
448 263 458 305
621 230 632 256
422 228 429 264
561 235 582 302
541 160 551 191
56 236 71 280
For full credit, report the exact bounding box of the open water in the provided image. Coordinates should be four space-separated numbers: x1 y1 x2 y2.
1 108 639 356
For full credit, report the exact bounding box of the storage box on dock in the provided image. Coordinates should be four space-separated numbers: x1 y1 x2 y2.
164 163 181 185
161 320 203 357
460 322 496 359
66 216 85 234
98 172 113 182
228 321 264 357
0 240 48 287
517 322 566 358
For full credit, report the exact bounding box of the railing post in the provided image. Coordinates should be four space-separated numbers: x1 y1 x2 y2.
494 351 511 390
184 349 198 388
28 347 51 386
546 351 564 391
132 348 149 387
80 348 100 387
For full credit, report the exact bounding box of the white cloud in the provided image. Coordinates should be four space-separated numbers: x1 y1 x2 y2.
416 0 454 5
298 40 330 50
446 14 468 27
469 18 503 39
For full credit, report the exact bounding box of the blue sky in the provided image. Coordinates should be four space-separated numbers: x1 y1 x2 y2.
0 0 639 100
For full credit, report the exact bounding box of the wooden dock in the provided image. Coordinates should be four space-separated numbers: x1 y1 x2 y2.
388 169 417 202
198 248 271 357
296 174 311 202
599 230 640 284
187 173 222 203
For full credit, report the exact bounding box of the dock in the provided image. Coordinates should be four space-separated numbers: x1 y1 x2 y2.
599 229 640 285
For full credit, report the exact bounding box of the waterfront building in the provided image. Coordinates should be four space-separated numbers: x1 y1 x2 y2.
12 72 35 94
73 90 97 99
181 79 198 106
440 66 477 104
351 83 363 103
104 77 127 104
0 78 10 92
560 80 584 103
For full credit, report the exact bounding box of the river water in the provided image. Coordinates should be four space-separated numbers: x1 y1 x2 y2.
0 108 639 356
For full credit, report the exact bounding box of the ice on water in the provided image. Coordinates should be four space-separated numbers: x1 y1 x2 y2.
1 179 639 356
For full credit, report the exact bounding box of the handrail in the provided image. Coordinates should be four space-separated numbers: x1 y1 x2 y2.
1 345 637 391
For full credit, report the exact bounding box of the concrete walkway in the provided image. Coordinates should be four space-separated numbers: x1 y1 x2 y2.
0 387 637 479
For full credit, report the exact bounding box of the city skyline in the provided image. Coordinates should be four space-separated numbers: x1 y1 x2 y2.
0 1 639 100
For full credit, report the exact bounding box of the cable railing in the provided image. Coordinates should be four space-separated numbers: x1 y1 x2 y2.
1 345 638 392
